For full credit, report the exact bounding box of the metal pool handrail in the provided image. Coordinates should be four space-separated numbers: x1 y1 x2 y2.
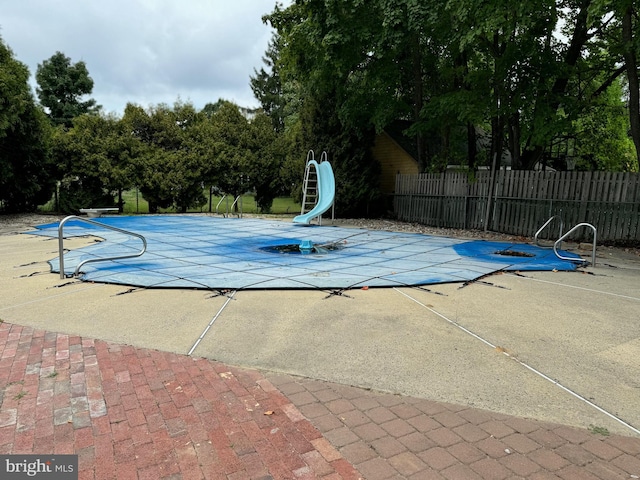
553 222 597 267
57 215 147 279
215 195 227 215
230 195 243 218
535 215 564 247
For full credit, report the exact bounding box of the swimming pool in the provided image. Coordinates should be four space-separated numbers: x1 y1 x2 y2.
29 215 584 291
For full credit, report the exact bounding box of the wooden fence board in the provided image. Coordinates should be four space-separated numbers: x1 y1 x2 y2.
394 171 640 241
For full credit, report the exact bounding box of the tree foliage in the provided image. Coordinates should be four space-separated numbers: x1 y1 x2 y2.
36 51 100 127
0 38 31 136
263 2 384 216
251 35 288 133
118 100 286 214
0 38 56 212
264 0 639 174
574 79 637 171
52 113 140 212
122 102 206 213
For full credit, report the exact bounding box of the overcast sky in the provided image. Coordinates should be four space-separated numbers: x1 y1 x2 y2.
0 0 288 116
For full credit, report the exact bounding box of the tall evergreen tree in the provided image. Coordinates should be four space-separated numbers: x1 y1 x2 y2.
250 34 287 132
36 51 100 127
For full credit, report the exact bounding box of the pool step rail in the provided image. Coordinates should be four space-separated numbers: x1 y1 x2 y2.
535 216 597 266
57 215 147 278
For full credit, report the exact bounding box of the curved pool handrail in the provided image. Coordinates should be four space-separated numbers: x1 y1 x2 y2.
57 215 147 278
215 194 227 216
230 195 243 218
535 215 564 247
553 222 597 267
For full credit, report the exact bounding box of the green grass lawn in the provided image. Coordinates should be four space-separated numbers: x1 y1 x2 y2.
41 190 302 216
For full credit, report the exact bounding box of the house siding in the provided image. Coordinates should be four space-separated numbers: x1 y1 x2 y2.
372 132 419 194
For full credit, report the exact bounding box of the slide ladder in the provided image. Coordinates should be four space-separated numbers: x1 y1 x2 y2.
293 150 335 225
300 150 319 216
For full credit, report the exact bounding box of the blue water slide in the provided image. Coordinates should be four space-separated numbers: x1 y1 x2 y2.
293 160 335 225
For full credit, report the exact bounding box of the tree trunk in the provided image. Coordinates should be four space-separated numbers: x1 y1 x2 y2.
490 115 504 170
490 32 505 170
521 0 592 169
411 33 427 171
508 112 522 170
622 5 640 165
467 123 477 170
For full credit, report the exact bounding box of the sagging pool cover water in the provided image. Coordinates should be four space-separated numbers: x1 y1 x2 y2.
29 216 584 290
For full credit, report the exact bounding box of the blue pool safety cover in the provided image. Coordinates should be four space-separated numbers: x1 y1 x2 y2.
27 216 585 290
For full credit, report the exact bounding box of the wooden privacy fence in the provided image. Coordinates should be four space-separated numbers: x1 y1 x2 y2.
393 170 640 242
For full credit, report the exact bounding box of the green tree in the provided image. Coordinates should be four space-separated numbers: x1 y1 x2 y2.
245 112 283 212
201 99 230 118
206 101 252 200
123 102 207 213
574 79 637 171
0 38 56 212
0 103 55 212
53 113 141 213
251 34 288 132
36 51 100 127
265 0 638 174
264 2 383 216
0 38 30 137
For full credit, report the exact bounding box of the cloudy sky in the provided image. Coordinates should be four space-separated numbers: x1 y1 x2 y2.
0 0 288 115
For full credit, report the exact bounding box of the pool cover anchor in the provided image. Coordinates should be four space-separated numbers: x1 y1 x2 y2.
459 271 511 290
206 289 236 299
411 286 448 296
323 288 354 300
15 270 48 278
52 280 83 288
113 287 146 296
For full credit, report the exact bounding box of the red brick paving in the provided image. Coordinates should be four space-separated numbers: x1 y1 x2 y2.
1 321 640 479
0 322 361 479
264 374 640 480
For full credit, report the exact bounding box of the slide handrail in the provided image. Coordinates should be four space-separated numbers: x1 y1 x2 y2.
57 215 147 278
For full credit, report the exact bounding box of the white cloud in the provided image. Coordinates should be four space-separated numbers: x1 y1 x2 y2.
0 0 284 115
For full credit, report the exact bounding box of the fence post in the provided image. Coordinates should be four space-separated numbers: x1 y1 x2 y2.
484 153 498 231
409 194 413 221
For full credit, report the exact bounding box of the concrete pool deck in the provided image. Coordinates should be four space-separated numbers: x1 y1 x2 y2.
1 216 639 478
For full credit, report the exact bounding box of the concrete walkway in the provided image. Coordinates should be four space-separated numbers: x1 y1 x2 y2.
1 219 639 478
2 322 640 479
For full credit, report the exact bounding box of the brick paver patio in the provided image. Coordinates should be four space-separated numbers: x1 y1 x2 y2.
264 374 640 479
1 321 639 479
0 322 361 479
